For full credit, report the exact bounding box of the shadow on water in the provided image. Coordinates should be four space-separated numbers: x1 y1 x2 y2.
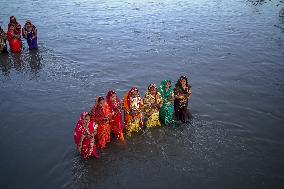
0 49 42 78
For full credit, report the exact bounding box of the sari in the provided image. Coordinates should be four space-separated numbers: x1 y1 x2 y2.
158 80 175 126
22 21 38 50
0 26 8 53
7 28 21 53
123 87 143 137
106 90 125 143
90 99 111 149
143 84 163 128
7 16 21 53
174 76 192 123
74 112 98 159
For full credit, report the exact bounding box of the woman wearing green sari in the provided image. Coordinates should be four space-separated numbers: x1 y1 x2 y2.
158 80 175 126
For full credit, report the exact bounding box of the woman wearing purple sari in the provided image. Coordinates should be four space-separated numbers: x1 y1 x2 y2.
22 20 37 50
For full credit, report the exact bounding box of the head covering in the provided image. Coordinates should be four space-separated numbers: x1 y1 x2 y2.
129 87 139 96
160 80 171 91
159 80 173 101
106 90 116 104
126 87 140 107
148 83 157 90
10 16 15 22
80 112 88 121
146 83 158 96
106 90 120 106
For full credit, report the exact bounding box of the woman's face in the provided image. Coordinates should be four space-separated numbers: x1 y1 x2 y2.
166 82 171 89
98 100 104 107
110 93 116 102
26 22 32 28
131 91 138 98
84 115 90 123
150 87 156 95
10 17 16 23
181 79 186 86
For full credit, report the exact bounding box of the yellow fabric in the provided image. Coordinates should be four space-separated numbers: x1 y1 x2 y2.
0 38 4 52
145 112 161 128
123 92 143 137
143 91 163 128
125 117 141 137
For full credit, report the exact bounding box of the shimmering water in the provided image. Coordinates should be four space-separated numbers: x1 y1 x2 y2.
0 0 284 188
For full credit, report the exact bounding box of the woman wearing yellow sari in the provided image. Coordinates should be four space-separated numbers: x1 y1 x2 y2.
123 87 143 137
143 84 163 128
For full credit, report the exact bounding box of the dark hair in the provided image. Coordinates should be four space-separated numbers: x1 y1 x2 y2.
10 16 16 22
98 96 104 103
148 83 157 90
176 75 191 89
108 90 116 96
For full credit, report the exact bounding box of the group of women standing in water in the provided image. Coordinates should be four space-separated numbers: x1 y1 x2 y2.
0 16 38 54
74 75 192 159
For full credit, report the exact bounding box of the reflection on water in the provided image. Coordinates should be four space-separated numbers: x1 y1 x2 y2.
280 7 284 22
247 0 267 6
0 49 42 78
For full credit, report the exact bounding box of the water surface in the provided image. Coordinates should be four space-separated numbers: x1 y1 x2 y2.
0 0 284 188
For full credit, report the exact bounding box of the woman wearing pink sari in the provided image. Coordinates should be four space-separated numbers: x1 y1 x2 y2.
106 90 125 143
74 112 99 159
90 96 111 149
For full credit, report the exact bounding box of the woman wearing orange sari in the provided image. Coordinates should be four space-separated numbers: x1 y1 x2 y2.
123 87 143 137
90 96 111 149
106 90 125 143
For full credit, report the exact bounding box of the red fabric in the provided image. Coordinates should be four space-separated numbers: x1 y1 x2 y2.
7 30 21 53
74 112 98 159
106 91 125 142
90 103 111 149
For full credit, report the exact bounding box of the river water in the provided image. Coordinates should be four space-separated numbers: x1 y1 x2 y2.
0 0 284 188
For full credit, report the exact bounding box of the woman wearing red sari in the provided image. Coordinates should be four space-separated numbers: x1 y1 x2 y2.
74 112 99 159
7 25 21 53
7 16 21 53
106 90 125 143
90 96 111 149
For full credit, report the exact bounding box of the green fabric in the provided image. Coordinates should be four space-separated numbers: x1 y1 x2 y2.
158 80 174 126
